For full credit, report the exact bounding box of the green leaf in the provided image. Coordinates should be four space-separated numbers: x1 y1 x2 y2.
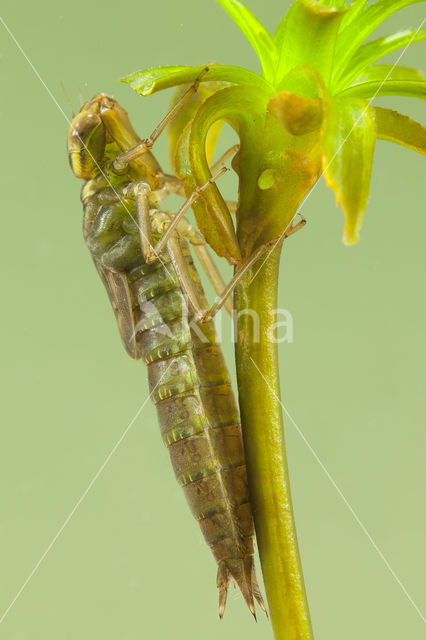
174 85 271 264
121 64 273 95
268 91 324 136
173 116 241 259
274 0 346 88
216 0 278 82
334 0 425 80
336 64 426 99
322 97 376 245
186 84 323 256
318 0 346 7
167 83 227 171
375 106 426 154
278 63 328 99
339 0 369 30
185 86 272 260
270 64 327 135
333 29 426 92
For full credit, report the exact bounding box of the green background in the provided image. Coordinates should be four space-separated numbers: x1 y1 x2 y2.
1 1 425 638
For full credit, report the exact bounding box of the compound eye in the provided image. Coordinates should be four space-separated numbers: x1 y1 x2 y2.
67 111 106 179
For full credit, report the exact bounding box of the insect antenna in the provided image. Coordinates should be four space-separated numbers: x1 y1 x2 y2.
60 81 75 117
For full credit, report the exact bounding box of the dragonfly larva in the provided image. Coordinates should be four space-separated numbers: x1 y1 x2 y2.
67 91 265 617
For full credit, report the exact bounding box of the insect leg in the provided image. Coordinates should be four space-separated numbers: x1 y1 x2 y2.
208 146 239 215
147 146 240 205
113 68 210 171
124 163 227 265
191 245 234 316
168 216 306 321
127 173 232 314
143 167 228 262
177 217 233 316
209 144 240 175
168 235 273 321
199 216 307 322
166 236 206 317
122 180 156 262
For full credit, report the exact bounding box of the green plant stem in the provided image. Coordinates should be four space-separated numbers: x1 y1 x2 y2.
234 246 313 640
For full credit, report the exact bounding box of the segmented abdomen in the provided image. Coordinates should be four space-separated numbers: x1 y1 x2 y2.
129 252 258 602
82 181 263 614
